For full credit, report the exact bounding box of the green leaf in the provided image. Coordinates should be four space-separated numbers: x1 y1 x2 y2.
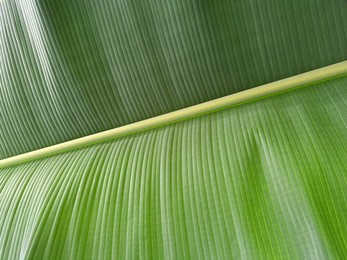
1 76 346 259
2 0 347 258
2 0 347 158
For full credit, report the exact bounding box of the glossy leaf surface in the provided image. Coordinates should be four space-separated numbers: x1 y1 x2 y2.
1 77 346 259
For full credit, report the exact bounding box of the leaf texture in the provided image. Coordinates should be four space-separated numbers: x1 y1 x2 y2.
1 77 346 259
2 0 347 158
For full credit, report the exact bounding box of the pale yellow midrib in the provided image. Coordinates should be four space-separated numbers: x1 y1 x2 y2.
1 61 347 168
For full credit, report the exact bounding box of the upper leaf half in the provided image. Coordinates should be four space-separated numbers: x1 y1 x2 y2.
1 0 347 158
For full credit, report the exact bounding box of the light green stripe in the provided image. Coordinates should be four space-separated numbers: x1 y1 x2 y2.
1 61 346 168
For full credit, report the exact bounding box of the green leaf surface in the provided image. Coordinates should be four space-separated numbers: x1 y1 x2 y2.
1 76 346 259
2 0 347 158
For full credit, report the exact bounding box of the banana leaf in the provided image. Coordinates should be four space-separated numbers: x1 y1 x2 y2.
1 0 347 158
1 76 347 259
1 0 347 259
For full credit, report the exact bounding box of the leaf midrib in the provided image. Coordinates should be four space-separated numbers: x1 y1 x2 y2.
1 61 346 168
